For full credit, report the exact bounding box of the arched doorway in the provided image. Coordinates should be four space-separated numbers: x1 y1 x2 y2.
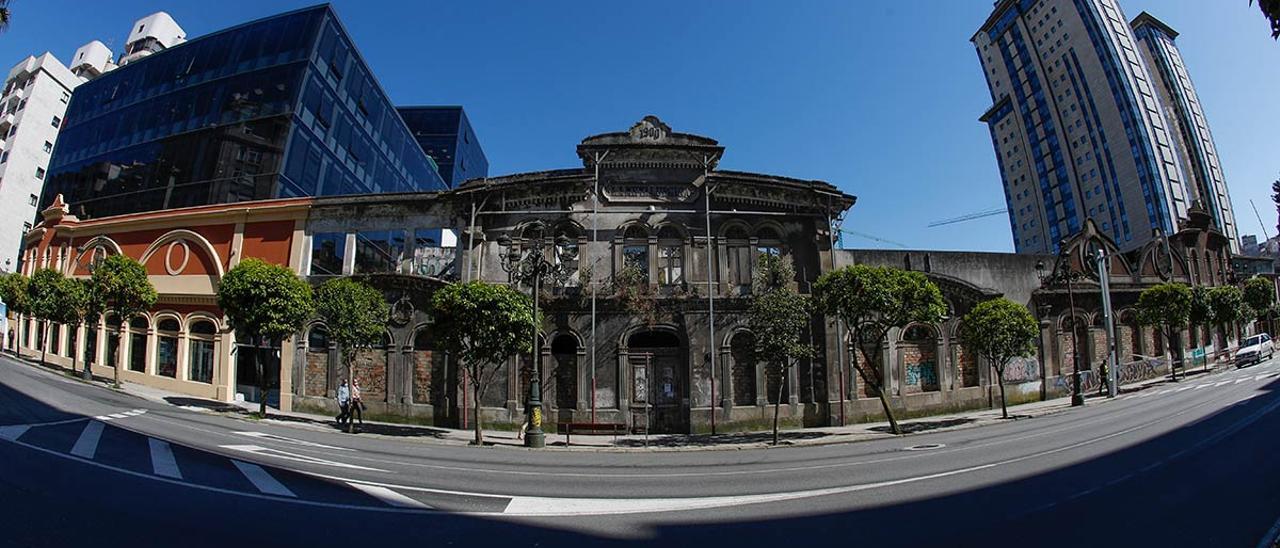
628 330 686 434
729 331 757 406
551 335 579 412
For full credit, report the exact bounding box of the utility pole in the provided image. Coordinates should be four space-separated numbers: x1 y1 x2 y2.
1097 249 1119 398
703 153 719 435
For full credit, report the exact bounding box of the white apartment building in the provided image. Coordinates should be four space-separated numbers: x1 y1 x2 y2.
0 12 184 273
0 53 94 272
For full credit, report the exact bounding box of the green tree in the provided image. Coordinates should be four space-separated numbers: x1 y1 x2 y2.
0 272 30 351
431 281 533 445
814 265 947 435
27 268 65 367
59 278 103 380
1243 276 1276 334
1136 283 1192 381
217 258 313 417
1255 0 1280 39
93 255 157 388
0 1 10 33
959 298 1039 419
746 255 813 445
314 277 388 433
1189 285 1214 367
1208 285 1250 348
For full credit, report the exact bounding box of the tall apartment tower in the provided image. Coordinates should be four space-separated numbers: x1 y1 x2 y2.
974 0 1238 254
118 12 186 66
0 44 113 271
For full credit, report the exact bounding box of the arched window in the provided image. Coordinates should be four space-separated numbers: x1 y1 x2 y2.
551 335 578 409
303 325 329 396
46 321 58 357
621 224 649 282
902 324 939 393
755 226 782 258
105 315 122 369
411 328 445 405
554 224 582 286
730 332 757 406
156 318 180 378
188 321 217 384
128 317 149 373
84 318 98 367
656 225 684 286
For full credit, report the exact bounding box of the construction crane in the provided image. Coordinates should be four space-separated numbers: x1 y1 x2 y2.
927 207 1009 228
837 228 908 249
1250 199 1271 240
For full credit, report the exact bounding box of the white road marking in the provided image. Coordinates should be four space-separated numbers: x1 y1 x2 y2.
232 460 295 497
1177 386 1195 392
219 445 387 471
107 413 127 419
1194 384 1211 390
1157 390 1173 395
1257 374 1270 381
233 431 354 451
148 439 181 479
0 425 29 441
1236 378 1250 384
346 483 432 509
1214 381 1232 387
70 421 104 458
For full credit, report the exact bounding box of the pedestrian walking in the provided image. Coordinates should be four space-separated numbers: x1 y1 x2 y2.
350 378 364 427
336 379 351 426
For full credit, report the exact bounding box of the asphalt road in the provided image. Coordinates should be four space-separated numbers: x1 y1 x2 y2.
1 353 1278 547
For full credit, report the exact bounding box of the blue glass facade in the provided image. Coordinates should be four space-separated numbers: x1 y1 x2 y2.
43 5 447 219
397 106 488 187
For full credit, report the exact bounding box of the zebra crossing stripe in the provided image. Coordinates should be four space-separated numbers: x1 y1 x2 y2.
346 482 432 509
148 439 182 479
233 461 295 498
71 421 104 459
0 425 29 441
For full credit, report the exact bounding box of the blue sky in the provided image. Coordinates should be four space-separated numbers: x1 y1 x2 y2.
2 1 1276 251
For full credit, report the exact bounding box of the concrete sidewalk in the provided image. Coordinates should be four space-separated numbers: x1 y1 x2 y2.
5 349 1240 451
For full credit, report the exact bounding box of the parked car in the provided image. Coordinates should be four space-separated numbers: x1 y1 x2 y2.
1235 334 1275 368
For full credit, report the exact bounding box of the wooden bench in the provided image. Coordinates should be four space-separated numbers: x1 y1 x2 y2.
556 422 628 446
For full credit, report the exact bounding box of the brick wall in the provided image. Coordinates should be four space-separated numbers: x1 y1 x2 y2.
413 350 432 404
956 343 979 387
352 348 387 403
902 342 939 394
305 350 328 397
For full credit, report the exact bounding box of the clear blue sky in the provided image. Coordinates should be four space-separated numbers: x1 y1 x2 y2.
3 1 1276 251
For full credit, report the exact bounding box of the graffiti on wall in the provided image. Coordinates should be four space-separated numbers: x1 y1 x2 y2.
906 361 939 389
1002 356 1041 383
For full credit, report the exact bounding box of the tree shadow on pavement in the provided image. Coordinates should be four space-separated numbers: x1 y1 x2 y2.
869 417 975 434
258 411 453 439
613 430 831 448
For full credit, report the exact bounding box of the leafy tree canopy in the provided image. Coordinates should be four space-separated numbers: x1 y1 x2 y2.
431 281 533 372
748 255 813 369
92 254 157 322
1136 283 1191 328
813 264 947 335
216 258 313 343
315 277 388 365
1256 0 1280 39
0 272 29 315
1244 277 1276 321
1207 285 1249 328
1189 285 1213 327
27 269 66 323
960 298 1038 370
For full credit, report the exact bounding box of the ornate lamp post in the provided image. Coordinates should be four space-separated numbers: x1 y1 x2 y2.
497 229 575 449
1040 241 1087 407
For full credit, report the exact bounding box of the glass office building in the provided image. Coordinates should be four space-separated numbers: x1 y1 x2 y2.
397 106 488 186
42 5 449 220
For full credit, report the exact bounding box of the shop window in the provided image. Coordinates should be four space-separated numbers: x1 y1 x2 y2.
156 319 179 378
129 317 148 372
188 321 217 384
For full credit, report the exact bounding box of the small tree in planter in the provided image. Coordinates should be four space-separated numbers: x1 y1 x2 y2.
431 281 533 446
960 298 1039 419
314 277 388 433
814 265 947 435
746 254 813 445
217 258 313 416
1136 283 1191 382
26 268 65 367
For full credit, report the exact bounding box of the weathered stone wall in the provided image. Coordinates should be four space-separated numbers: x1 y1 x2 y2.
352 348 387 403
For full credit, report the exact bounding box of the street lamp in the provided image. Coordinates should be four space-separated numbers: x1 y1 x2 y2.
1040 242 1086 407
497 227 575 449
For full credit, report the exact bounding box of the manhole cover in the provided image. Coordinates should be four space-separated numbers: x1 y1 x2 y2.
903 443 946 451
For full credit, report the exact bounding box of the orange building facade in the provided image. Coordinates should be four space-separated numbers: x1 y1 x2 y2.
16 195 311 409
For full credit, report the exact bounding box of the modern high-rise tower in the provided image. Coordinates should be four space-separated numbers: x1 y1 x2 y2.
973 0 1238 254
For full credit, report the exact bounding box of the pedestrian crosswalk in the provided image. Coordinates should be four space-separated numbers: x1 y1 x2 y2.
1124 363 1280 400
0 412 449 511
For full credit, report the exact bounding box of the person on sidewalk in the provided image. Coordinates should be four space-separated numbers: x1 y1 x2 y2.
350 378 364 427
336 379 351 426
